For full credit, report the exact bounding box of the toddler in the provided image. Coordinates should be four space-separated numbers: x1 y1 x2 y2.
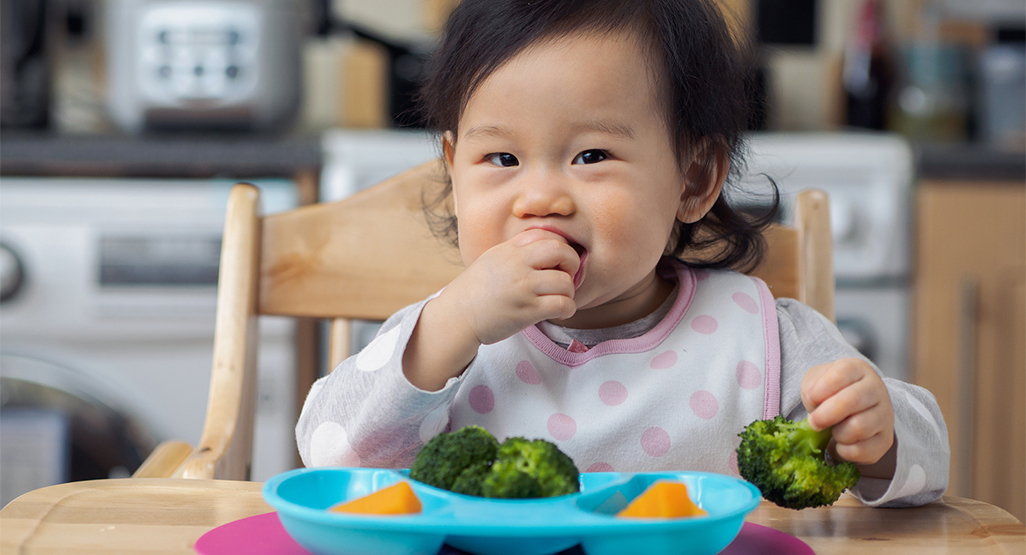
297 0 949 507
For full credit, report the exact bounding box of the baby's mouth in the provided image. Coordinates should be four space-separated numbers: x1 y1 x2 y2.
570 242 587 289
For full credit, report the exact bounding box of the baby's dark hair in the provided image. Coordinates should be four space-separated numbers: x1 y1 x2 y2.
418 0 779 272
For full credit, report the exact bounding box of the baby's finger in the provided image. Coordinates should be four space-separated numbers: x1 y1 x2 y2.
828 405 887 445
832 430 893 466
808 379 877 431
799 364 829 414
523 239 581 276
536 293 578 321
804 359 866 412
528 268 576 297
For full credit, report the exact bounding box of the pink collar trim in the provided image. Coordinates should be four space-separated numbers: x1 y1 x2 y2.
522 262 697 367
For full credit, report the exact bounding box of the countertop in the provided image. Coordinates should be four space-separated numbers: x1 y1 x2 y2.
2 131 1022 182
0 131 322 179
1 478 1023 555
915 141 1025 181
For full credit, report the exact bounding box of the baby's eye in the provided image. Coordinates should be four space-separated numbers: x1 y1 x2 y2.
486 153 519 167
573 149 609 165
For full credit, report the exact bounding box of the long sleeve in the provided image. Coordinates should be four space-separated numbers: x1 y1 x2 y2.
776 298 951 507
295 297 463 469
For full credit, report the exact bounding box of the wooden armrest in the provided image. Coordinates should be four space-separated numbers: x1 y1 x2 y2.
132 441 195 479
178 448 223 480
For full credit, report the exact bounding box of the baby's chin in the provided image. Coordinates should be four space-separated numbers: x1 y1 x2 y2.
566 270 675 326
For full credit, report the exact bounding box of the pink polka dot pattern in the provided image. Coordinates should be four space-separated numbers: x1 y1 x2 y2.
598 381 628 406
689 390 719 420
468 385 495 414
650 350 677 369
640 427 671 457
732 291 759 314
690 315 718 335
515 360 541 385
694 269 710 281
586 462 615 472
735 360 762 390
547 413 577 441
728 450 739 476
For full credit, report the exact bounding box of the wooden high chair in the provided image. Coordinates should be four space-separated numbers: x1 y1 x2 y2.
131 160 834 481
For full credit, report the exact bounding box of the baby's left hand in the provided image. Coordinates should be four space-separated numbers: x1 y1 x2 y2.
801 357 895 468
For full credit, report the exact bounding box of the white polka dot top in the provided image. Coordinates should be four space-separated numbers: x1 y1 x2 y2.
448 263 779 475
298 256 952 508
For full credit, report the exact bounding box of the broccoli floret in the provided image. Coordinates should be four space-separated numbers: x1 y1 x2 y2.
491 437 580 497
737 415 860 510
409 427 580 499
482 459 544 498
450 462 491 497
409 426 499 491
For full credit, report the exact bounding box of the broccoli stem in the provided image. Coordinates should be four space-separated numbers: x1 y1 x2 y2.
787 419 833 458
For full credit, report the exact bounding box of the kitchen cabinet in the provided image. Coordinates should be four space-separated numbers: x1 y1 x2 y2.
912 180 1025 523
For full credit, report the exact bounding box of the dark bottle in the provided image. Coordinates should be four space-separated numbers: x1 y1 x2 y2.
843 0 895 130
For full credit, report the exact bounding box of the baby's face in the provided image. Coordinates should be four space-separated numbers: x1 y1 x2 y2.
446 31 689 328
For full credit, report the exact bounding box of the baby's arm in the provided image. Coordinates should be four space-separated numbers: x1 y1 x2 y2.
296 299 460 468
776 298 950 507
403 228 580 391
296 229 579 467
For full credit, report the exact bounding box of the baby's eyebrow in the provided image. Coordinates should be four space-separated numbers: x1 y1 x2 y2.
463 124 517 143
575 119 636 140
462 120 635 143
462 124 512 143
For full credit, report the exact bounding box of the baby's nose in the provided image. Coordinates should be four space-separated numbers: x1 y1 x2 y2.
512 173 575 218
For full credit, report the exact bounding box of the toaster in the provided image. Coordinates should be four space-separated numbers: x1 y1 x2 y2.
105 0 302 132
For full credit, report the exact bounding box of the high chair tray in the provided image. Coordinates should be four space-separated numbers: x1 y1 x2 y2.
262 467 761 555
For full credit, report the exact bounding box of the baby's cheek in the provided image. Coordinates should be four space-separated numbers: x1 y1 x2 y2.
455 211 502 264
594 200 673 259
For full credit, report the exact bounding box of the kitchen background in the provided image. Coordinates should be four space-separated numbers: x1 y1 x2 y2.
1 0 1023 522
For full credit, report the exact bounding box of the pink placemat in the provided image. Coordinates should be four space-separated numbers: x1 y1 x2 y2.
194 512 813 555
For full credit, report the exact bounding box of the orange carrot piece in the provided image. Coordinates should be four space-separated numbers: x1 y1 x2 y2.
329 481 422 515
617 481 707 519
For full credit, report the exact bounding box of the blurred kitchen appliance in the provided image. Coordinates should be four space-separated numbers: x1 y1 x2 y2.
978 42 1026 149
105 0 302 132
0 177 300 501
0 0 51 128
742 133 915 381
320 129 437 201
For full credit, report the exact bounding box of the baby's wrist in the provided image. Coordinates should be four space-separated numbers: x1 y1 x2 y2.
401 296 482 391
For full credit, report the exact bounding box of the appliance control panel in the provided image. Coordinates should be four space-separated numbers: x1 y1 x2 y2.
741 133 914 282
137 4 260 102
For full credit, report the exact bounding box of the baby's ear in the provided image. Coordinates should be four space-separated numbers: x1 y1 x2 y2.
442 132 458 212
676 137 729 224
442 132 456 169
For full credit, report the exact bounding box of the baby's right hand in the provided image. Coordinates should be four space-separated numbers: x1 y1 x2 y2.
441 228 581 345
402 229 580 391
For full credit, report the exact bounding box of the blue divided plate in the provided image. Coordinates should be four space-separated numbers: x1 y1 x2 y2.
262 468 761 555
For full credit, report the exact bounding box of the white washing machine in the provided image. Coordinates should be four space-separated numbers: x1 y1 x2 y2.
742 132 915 381
0 177 299 504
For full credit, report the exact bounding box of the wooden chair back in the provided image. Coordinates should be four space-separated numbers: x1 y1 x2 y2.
131 160 833 481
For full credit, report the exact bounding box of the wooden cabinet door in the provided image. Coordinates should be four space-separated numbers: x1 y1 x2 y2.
913 181 1026 522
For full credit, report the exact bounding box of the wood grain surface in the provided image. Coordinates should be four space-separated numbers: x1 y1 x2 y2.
1 479 1022 555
